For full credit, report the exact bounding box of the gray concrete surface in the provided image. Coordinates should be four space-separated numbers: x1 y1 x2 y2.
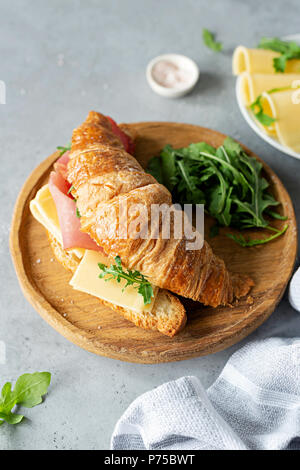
0 0 299 450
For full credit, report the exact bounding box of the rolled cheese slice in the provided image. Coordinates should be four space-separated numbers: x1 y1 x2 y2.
239 72 300 106
261 88 300 152
233 46 300 75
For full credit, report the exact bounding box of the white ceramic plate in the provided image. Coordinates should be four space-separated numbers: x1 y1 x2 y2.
236 34 300 160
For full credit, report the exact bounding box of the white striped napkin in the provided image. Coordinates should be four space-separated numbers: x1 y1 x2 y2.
111 338 300 450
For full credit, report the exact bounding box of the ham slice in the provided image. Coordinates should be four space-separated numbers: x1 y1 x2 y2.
49 170 101 251
50 116 132 251
54 150 71 181
106 116 135 155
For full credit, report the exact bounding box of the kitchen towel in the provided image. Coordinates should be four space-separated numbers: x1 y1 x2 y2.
111 338 300 450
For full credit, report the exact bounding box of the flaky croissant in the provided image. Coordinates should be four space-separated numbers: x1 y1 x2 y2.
67 111 253 307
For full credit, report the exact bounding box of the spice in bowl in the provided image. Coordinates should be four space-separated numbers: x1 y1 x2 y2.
146 54 199 98
152 60 191 88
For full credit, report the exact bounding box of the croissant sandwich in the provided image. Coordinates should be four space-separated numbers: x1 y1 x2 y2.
30 112 253 337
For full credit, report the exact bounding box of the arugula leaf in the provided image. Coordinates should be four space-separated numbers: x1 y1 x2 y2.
209 224 219 238
0 372 51 426
177 160 205 204
265 209 288 221
207 170 228 218
273 56 288 73
258 37 291 54
227 225 288 247
202 29 223 52
147 156 163 184
222 136 242 154
76 207 81 218
146 137 287 247
250 95 276 127
268 86 294 94
250 84 300 128
216 186 233 226
57 143 71 157
98 256 154 305
258 37 300 72
160 145 178 191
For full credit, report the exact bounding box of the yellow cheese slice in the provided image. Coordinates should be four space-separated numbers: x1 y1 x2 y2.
239 72 300 106
30 185 158 314
29 184 85 260
233 46 300 75
70 250 158 315
261 89 300 153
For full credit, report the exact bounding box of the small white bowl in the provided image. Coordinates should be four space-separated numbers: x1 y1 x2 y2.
146 54 200 98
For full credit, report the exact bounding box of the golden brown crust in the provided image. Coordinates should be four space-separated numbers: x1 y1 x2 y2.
67 111 253 307
47 231 186 337
100 291 186 337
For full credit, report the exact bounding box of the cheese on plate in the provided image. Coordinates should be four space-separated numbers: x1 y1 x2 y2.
261 88 300 153
30 184 85 259
30 185 158 314
233 46 300 75
239 72 300 106
70 250 158 315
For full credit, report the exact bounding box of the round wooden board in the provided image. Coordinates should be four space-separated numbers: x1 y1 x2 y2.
10 122 297 363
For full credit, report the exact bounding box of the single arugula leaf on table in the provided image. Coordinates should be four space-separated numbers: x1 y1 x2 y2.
202 29 223 52
0 372 51 426
98 256 154 305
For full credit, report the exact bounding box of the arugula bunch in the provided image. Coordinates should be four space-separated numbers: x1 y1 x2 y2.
0 372 51 426
147 137 287 247
258 37 300 72
98 256 154 305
